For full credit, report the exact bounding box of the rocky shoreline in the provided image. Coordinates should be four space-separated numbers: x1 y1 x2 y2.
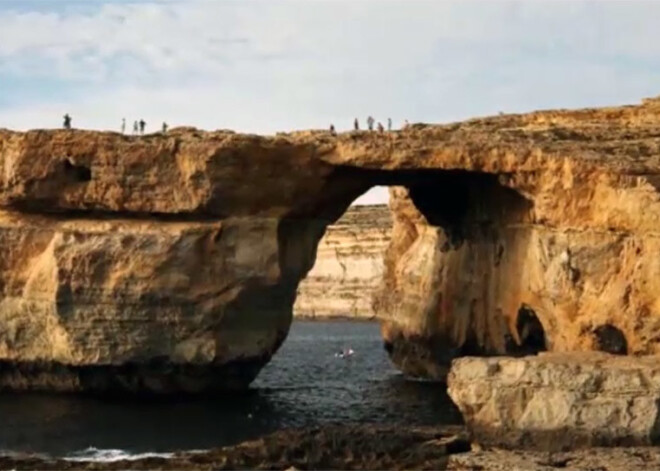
6 350 660 470
3 423 660 471
0 425 469 471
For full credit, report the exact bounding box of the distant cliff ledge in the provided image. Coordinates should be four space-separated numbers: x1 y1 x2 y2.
294 204 392 320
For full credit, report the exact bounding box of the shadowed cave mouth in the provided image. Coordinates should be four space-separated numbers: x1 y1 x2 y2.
291 167 536 373
63 158 92 183
594 324 628 355
512 305 547 355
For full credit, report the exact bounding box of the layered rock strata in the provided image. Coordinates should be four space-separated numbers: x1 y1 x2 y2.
293 204 391 319
0 213 290 393
3 97 660 391
375 100 660 378
448 353 660 450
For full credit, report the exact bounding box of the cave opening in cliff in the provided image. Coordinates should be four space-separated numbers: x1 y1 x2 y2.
63 159 92 183
513 306 547 355
594 324 628 355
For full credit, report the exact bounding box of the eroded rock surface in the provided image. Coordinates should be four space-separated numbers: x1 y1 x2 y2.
294 204 391 319
3 96 660 391
447 447 660 471
448 353 660 450
0 213 290 393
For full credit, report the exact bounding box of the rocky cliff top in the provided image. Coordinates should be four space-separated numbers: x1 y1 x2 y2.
3 96 660 224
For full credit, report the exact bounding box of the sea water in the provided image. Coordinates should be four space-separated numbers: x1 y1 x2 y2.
0 320 461 460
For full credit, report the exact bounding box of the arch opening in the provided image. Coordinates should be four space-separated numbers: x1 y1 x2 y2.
291 167 534 380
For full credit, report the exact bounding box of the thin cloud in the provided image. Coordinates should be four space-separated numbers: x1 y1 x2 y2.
2 1 660 205
1 2 659 134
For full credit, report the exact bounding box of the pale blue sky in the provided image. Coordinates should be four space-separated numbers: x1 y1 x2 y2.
1 1 660 204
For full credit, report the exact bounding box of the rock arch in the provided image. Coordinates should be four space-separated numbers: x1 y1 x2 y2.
1 97 660 392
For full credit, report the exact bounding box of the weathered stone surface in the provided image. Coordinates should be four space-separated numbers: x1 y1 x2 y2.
0 212 291 393
447 353 660 450
374 101 660 378
3 96 660 391
447 447 660 471
294 204 391 319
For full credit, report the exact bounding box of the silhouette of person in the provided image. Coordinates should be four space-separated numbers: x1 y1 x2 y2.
63 114 72 129
133 121 138 135
329 124 336 135
139 120 146 135
354 118 359 131
377 122 384 133
121 118 126 134
162 122 168 133
387 117 392 131
367 116 375 131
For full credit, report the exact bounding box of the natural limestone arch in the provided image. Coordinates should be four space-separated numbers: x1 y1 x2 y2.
1 97 660 393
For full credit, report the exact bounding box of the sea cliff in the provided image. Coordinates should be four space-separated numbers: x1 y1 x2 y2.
293 204 391 320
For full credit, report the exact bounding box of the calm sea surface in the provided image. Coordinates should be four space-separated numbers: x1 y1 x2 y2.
0 320 462 459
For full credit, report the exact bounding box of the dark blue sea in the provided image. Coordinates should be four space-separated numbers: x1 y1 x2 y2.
0 320 461 461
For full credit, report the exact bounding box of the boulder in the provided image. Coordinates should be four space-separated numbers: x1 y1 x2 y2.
447 353 660 450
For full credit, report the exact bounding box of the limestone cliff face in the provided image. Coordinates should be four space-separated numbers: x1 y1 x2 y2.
3 96 660 392
293 204 391 319
0 213 291 392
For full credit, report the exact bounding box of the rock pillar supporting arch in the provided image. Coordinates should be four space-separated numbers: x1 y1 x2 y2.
375 171 538 379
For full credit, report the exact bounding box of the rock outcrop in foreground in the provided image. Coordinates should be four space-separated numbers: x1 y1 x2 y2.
293 204 391 319
448 353 660 450
5 424 660 470
446 446 660 471
0 425 469 471
3 96 660 392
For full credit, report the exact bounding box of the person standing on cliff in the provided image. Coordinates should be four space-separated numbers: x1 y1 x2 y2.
329 124 336 135
353 118 359 131
139 119 146 135
377 122 384 133
121 118 126 134
367 116 375 131
63 114 72 129
162 122 168 134
133 120 138 135
387 117 392 131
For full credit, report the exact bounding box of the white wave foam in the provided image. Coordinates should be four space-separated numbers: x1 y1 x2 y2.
64 447 174 462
